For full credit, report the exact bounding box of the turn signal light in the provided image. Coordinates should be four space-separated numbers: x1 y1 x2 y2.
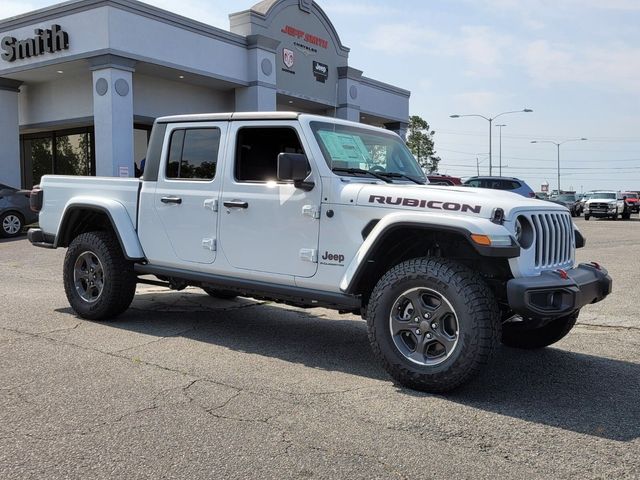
471 234 492 246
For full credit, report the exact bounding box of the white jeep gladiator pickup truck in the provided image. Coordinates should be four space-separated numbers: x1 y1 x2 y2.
28 112 612 392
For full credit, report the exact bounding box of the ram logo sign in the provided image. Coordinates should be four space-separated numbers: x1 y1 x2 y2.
283 48 294 69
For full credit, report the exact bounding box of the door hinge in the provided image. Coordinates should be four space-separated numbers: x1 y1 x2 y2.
302 205 321 219
204 198 218 212
202 238 216 251
299 248 318 263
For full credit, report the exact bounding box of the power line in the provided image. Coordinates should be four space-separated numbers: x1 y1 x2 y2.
436 129 640 143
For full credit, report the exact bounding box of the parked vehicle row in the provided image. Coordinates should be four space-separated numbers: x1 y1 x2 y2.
455 179 638 221
584 191 634 220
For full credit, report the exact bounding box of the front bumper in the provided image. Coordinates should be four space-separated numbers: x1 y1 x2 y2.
507 263 612 321
587 209 616 218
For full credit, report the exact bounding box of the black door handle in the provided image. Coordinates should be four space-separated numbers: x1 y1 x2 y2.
161 196 182 204
223 200 249 209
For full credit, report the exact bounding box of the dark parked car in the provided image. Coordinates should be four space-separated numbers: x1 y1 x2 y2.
462 176 536 197
548 193 580 217
0 183 38 238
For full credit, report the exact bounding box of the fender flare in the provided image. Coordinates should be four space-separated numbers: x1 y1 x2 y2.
339 212 518 294
56 197 145 260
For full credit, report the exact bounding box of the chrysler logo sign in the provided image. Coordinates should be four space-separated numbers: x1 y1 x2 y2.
313 61 328 83
1 24 69 62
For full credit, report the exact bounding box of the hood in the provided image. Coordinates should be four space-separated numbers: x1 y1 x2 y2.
586 197 617 204
353 184 564 219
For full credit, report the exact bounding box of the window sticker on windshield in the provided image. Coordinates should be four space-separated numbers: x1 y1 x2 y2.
317 130 371 164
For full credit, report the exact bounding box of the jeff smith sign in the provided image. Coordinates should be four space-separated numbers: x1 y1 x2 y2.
1 25 69 62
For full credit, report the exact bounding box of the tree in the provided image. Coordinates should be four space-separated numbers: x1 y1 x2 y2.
406 115 440 173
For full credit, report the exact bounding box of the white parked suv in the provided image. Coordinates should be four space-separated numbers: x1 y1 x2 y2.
28 112 612 392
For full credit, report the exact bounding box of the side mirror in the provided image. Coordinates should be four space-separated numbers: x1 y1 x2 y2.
277 153 314 191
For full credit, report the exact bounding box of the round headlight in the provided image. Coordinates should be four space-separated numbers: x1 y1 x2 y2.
515 215 534 249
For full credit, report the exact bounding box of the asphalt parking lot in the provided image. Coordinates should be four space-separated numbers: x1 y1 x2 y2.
1 216 638 479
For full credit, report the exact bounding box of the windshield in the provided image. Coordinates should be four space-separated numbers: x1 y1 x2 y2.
557 194 576 201
310 122 426 182
591 192 616 200
624 193 638 199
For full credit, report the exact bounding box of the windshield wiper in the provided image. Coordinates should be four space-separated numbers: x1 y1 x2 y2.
332 167 393 183
377 172 426 185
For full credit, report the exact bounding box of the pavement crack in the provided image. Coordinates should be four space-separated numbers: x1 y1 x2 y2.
578 323 640 332
114 326 197 353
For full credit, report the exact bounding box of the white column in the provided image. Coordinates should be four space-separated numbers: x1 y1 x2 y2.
0 79 22 188
336 67 362 123
90 56 135 177
235 35 278 112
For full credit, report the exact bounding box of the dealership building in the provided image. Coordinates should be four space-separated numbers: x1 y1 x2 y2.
0 0 410 188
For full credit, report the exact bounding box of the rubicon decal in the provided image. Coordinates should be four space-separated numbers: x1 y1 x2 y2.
368 195 481 214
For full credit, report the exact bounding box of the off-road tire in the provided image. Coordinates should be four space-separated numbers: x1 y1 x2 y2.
584 214 590 221
501 311 578 349
366 257 500 392
63 231 136 320
202 287 237 300
0 211 24 238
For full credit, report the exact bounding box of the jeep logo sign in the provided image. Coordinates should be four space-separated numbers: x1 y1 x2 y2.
313 61 328 83
1 25 69 62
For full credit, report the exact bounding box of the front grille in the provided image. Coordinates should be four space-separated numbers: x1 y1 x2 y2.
590 202 609 210
530 212 574 268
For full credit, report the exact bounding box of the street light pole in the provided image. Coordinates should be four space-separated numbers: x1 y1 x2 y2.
450 109 532 176
496 124 506 176
531 138 587 194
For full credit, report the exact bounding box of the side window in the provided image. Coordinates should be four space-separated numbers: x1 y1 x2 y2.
166 128 220 180
235 127 305 182
466 179 481 187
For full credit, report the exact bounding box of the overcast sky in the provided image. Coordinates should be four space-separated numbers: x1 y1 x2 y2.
5 0 640 192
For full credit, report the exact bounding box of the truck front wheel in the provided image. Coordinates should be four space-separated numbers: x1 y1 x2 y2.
501 311 578 349
366 257 500 392
63 231 136 320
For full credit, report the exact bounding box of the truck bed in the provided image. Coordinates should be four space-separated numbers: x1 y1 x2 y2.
38 175 141 237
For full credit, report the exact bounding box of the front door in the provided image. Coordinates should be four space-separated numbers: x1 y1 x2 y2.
152 122 227 265
219 122 321 277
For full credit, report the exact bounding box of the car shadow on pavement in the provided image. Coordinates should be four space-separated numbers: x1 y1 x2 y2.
63 291 640 442
0 234 28 244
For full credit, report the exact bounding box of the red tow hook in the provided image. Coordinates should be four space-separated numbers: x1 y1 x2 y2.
590 262 601 270
556 269 569 280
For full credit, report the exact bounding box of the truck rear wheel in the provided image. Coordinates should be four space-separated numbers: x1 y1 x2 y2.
63 231 136 320
501 311 578 349
366 257 500 392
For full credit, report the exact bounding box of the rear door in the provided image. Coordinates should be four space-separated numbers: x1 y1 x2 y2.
151 122 227 265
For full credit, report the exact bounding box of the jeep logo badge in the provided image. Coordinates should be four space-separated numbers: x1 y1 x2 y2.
313 61 328 83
